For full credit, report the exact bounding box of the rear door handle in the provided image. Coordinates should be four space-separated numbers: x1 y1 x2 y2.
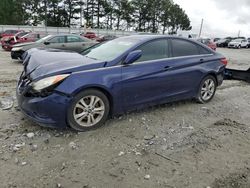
200 58 204 62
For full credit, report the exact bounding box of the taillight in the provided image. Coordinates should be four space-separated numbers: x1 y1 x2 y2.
220 58 228 66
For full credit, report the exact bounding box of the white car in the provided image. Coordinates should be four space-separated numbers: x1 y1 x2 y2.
228 39 248 49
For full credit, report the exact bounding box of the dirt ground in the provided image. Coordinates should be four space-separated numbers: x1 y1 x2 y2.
0 47 250 188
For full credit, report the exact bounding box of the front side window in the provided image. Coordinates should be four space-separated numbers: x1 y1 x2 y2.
136 39 169 62
48 36 65 43
172 39 200 57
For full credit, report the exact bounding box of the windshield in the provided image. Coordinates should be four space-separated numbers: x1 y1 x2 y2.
233 39 243 42
218 39 226 42
82 38 138 61
36 35 51 43
16 32 29 38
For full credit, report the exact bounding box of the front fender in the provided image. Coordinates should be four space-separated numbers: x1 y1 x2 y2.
55 65 123 114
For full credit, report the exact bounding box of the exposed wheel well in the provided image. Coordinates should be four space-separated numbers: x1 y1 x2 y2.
207 73 218 86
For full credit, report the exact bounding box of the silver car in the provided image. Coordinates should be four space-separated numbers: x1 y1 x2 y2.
11 34 98 60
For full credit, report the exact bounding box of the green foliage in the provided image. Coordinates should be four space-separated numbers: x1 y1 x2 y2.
0 0 191 33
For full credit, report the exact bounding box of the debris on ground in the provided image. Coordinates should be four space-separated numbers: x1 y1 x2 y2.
0 97 14 110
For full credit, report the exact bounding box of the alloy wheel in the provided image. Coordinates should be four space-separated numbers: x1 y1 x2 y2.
73 95 105 127
200 78 216 101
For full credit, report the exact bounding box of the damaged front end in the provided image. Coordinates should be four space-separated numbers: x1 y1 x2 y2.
225 68 250 83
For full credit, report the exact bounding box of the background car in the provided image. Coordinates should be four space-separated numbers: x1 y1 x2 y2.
1 31 28 45
96 35 117 42
11 34 98 60
197 38 217 51
247 38 250 48
0 29 24 39
2 32 41 51
213 38 221 42
228 39 248 48
81 32 97 40
17 35 227 131
216 38 232 47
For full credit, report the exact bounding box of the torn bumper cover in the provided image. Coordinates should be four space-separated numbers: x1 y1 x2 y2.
225 68 250 83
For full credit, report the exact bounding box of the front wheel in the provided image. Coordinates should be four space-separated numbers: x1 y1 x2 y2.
196 75 217 104
67 89 110 131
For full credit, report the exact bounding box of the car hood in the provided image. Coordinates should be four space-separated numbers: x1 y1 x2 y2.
13 42 38 48
24 48 106 81
229 41 240 45
1 36 13 41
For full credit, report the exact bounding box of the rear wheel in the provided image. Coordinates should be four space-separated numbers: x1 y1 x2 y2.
238 45 241 49
197 75 217 103
67 89 110 131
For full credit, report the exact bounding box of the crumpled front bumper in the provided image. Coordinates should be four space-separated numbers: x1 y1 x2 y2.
11 50 24 60
17 88 72 129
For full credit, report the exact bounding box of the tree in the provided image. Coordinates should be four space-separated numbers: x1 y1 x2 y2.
0 0 28 25
168 4 192 34
0 0 192 34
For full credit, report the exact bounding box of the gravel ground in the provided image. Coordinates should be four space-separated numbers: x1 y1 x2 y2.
0 47 250 188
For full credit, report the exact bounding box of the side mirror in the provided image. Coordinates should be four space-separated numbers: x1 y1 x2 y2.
44 41 50 45
124 50 142 65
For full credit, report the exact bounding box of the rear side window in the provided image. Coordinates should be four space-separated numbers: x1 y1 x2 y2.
198 46 211 54
67 36 83 43
172 39 200 57
136 39 169 62
48 36 65 43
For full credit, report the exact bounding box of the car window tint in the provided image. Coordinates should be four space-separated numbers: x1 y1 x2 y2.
198 46 211 54
172 39 200 57
67 36 83 43
48 36 65 43
136 39 169 62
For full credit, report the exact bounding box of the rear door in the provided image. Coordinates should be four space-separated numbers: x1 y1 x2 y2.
66 35 84 52
66 35 96 53
167 38 214 96
242 40 248 47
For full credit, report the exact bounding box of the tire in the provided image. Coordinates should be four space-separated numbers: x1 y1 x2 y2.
196 75 217 104
67 89 110 131
238 45 241 49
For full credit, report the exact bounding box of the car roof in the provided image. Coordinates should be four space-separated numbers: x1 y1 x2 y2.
118 35 191 42
47 34 83 37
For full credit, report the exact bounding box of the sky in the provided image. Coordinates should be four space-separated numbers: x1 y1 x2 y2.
174 0 250 38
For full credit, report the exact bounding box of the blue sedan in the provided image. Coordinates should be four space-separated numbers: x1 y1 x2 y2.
17 35 227 131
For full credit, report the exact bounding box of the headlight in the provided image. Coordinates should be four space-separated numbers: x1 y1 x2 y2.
12 47 23 51
32 74 70 92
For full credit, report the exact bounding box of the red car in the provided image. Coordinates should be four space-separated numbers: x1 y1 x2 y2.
95 35 117 42
1 32 40 51
0 29 24 39
1 31 28 45
197 38 217 51
81 32 97 39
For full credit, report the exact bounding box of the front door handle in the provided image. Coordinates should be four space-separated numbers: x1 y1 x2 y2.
163 66 172 71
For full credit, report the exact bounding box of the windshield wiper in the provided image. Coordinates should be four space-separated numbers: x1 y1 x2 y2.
85 56 98 60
